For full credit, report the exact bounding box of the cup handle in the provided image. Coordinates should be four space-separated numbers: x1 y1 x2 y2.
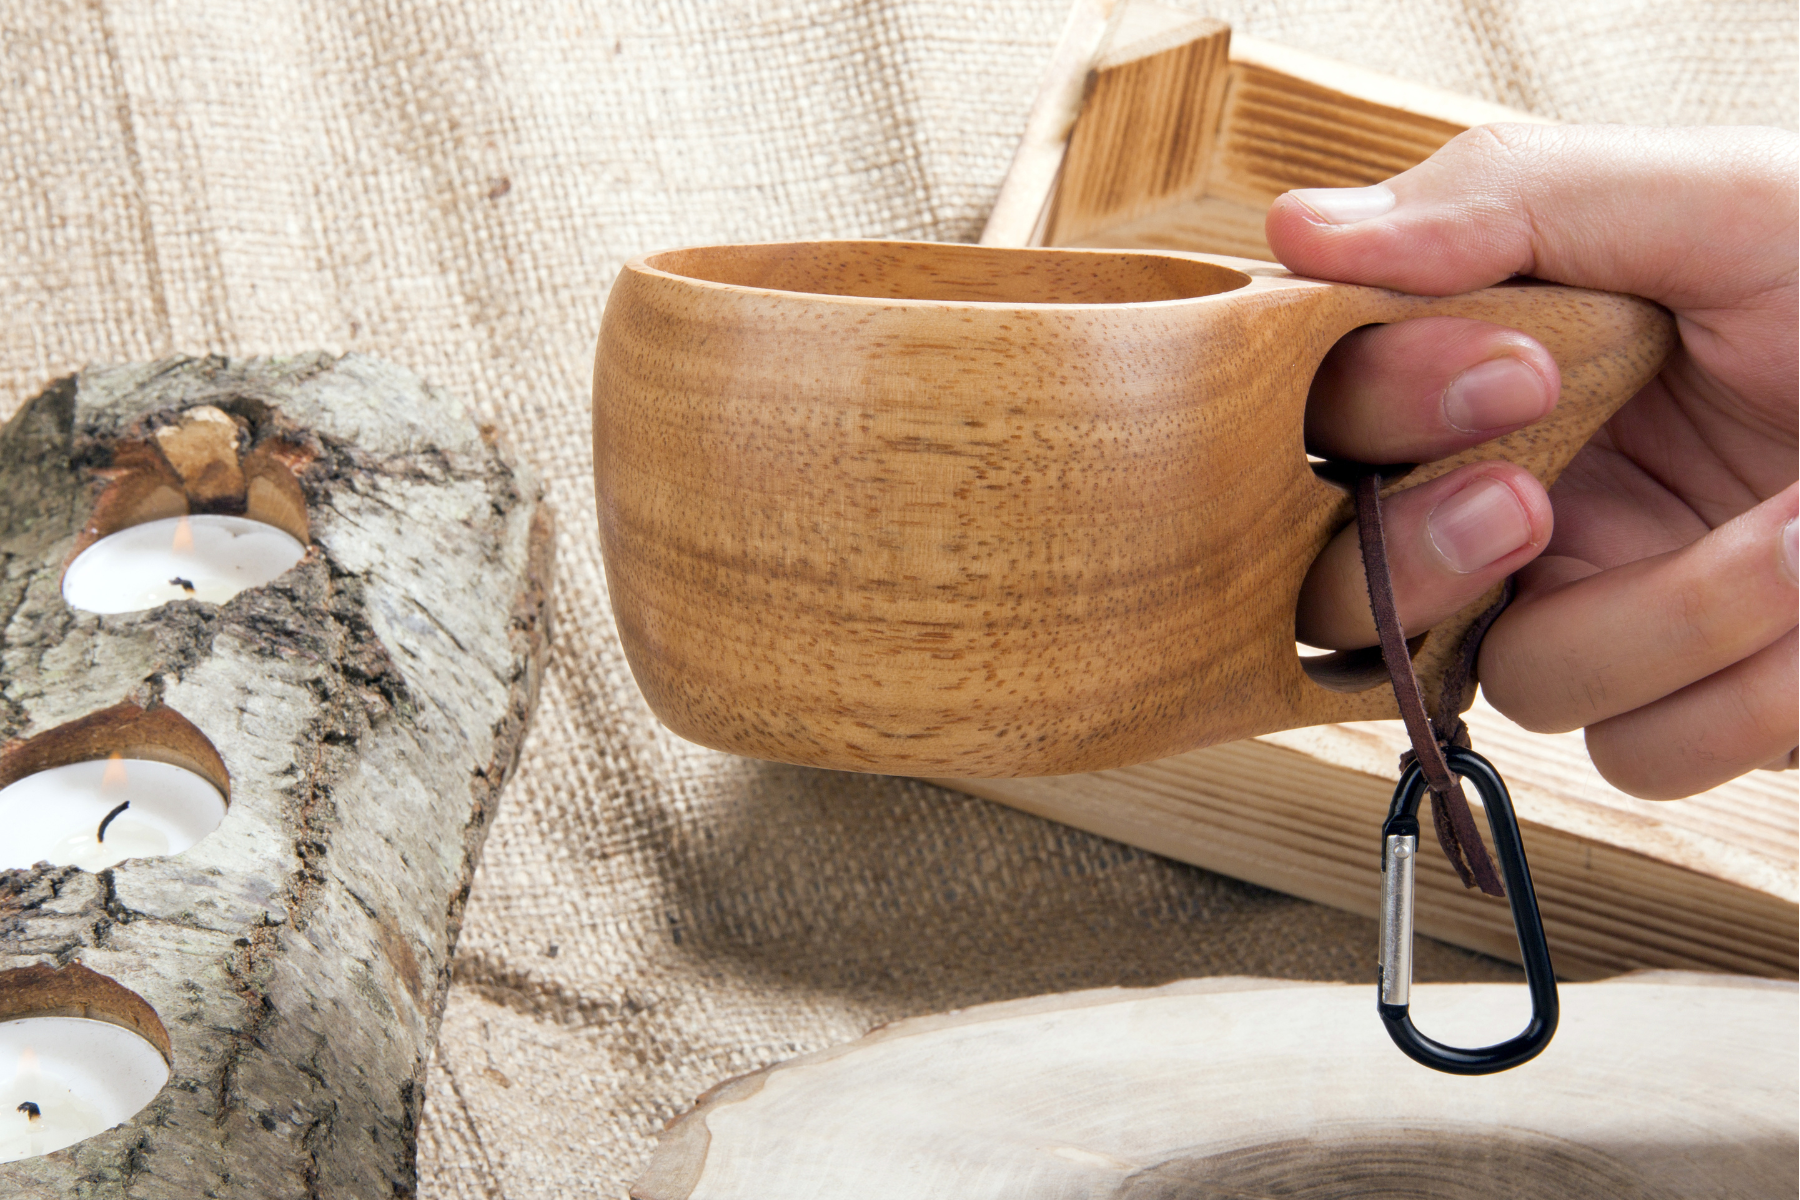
1291 277 1677 712
1331 279 1676 491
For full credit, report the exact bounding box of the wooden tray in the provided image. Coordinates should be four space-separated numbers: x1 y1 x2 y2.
962 1 1797 980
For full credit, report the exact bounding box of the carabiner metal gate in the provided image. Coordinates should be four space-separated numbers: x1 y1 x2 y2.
1378 744 1558 1075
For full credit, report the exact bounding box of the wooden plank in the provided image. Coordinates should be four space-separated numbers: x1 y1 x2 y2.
980 0 1218 247
940 698 1798 980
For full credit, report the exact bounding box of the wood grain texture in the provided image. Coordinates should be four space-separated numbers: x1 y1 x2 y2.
988 2 1552 259
593 240 1673 777
977 0 1125 248
1202 35 1545 209
943 698 1798 980
0 355 552 1198
633 973 1798 1199
1043 16 1230 246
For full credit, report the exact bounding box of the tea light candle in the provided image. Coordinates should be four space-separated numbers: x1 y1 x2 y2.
62 515 305 615
0 755 226 872
0 1019 169 1162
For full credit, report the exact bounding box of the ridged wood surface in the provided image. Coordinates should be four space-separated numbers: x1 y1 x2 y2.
945 698 1798 980
1030 10 1552 260
1204 61 1465 207
1044 18 1230 245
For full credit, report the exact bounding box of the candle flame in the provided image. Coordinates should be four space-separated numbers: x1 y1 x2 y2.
102 752 129 791
172 516 194 553
17 1047 35 1073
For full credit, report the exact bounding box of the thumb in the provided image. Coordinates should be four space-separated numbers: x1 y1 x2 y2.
1264 124 1797 311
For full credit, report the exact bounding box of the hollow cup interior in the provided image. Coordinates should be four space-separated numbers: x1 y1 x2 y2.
643 240 1251 305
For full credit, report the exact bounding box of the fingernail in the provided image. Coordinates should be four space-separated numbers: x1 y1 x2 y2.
1442 356 1553 433
1427 478 1533 573
1290 184 1396 225
1782 517 1797 583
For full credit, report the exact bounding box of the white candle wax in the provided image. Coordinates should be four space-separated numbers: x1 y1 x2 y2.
62 515 305 615
0 758 226 871
0 1019 169 1163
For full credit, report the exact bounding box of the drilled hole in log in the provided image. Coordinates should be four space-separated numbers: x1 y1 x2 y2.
79 404 312 545
0 965 171 1164
61 404 312 614
0 703 229 871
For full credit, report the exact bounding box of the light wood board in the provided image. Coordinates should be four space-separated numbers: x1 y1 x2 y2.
941 696 1798 981
636 972 1798 1199
982 1 1551 258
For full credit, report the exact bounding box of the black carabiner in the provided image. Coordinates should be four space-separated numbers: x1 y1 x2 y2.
1378 744 1557 1074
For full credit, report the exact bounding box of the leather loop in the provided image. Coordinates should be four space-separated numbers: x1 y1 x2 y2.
1355 472 1505 897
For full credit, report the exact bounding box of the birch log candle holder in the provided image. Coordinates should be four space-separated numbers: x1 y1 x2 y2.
0 354 553 1197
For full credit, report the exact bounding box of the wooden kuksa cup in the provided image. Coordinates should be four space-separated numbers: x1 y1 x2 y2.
593 241 1673 777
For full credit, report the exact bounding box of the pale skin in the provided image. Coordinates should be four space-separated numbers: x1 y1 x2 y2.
1281 125 1798 801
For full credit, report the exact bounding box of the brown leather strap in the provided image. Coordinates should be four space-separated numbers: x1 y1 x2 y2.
1355 472 1506 897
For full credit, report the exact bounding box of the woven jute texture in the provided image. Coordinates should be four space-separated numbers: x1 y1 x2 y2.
2 2 1794 1196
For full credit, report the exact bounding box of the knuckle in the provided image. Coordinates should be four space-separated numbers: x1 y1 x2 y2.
1585 718 1708 800
1588 741 1674 799
1479 670 1580 735
1470 122 1545 160
1438 122 1542 174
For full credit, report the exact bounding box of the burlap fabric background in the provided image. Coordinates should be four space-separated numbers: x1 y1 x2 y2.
2 1 1794 1195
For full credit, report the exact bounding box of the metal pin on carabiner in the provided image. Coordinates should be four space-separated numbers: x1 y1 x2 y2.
1378 744 1558 1074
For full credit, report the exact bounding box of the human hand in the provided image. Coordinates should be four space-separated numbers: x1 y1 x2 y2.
1277 125 1798 799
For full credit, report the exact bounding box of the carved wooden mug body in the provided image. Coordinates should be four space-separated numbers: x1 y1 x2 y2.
593 241 1673 777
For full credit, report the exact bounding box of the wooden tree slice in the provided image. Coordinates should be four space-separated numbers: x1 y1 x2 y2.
634 974 1797 1200
0 355 552 1198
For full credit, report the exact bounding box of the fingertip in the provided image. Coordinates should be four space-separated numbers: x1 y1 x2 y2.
1422 465 1552 577
1264 194 1318 265
1266 187 1485 294
1264 192 1388 282
1295 464 1555 651
1286 185 1396 226
1442 339 1560 436
1584 725 1693 800
1306 318 1562 464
